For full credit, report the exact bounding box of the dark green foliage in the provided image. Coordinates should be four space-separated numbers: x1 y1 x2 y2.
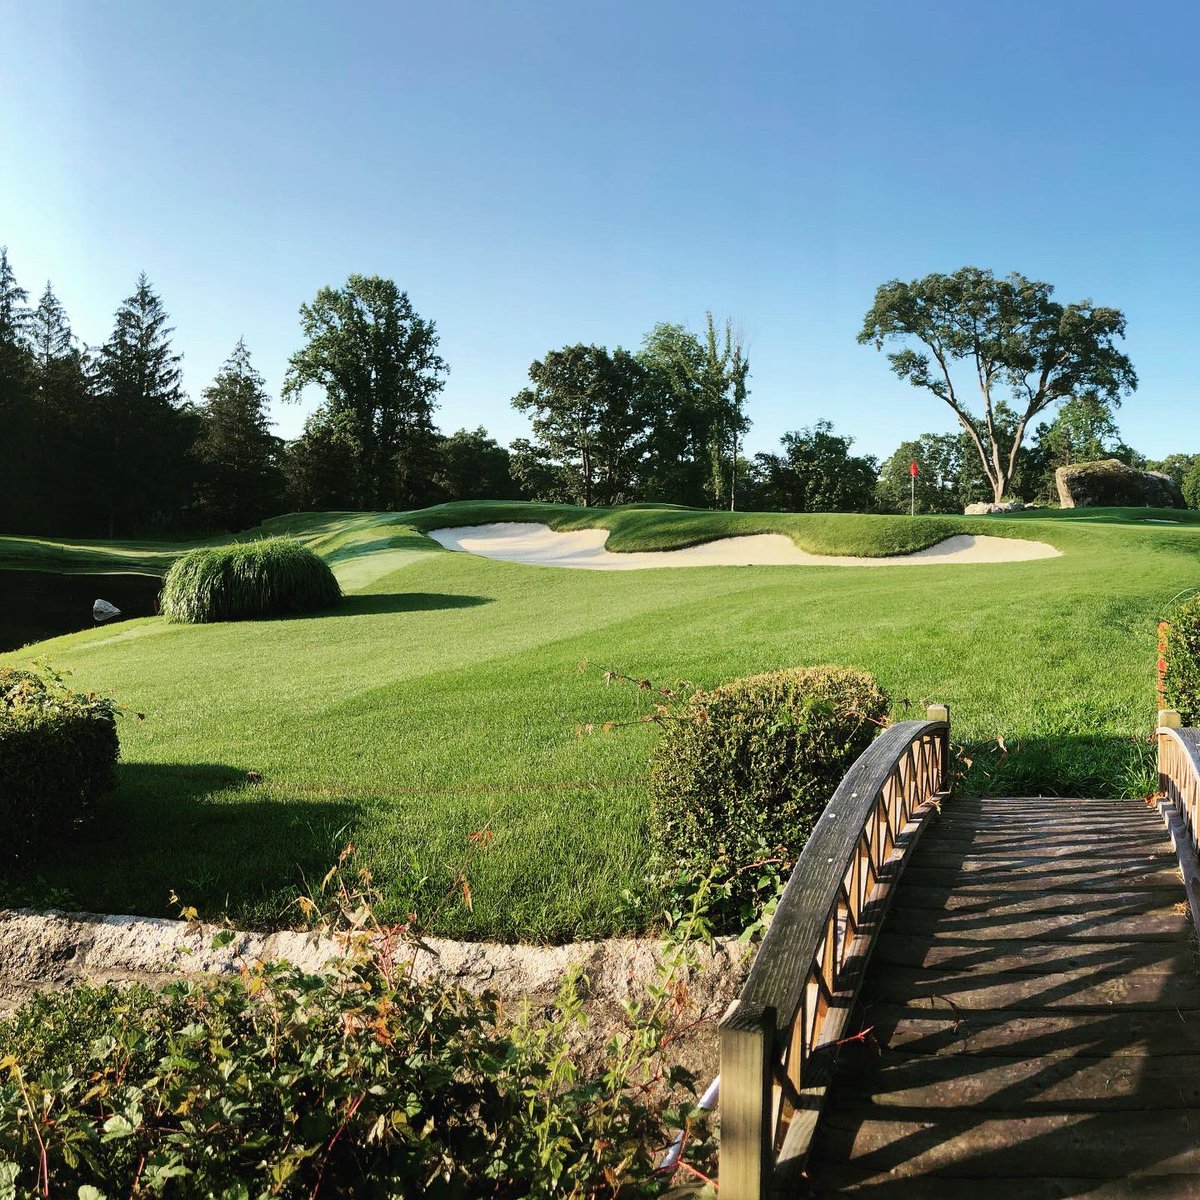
749 421 877 513
0 667 119 850
1164 594 1200 724
648 666 889 920
0 929 709 1196
433 426 522 501
160 538 341 623
191 338 285 530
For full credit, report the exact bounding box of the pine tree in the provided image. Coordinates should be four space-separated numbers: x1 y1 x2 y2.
192 338 283 530
91 274 191 534
0 248 35 532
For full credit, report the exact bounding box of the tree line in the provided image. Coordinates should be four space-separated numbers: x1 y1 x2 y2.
1 249 1194 538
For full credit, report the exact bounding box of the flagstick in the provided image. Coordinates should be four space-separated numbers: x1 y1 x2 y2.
910 473 915 517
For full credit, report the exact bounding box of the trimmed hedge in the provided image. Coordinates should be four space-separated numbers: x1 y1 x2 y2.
0 667 119 849
1163 594 1200 724
648 665 889 915
161 538 341 623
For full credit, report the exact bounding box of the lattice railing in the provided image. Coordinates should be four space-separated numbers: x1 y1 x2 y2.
718 707 950 1200
1156 712 1200 943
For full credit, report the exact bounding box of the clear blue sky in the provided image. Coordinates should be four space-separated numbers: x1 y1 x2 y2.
3 0 1196 460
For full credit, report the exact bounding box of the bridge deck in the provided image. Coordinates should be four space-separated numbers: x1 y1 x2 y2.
805 795 1200 1198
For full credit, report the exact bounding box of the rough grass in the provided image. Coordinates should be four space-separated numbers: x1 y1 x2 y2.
0 502 1195 941
160 539 341 623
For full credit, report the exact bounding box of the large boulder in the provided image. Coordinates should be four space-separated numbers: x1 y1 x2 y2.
964 501 1029 515
1056 459 1185 509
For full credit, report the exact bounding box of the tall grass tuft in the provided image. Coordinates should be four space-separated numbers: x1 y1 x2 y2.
160 538 342 623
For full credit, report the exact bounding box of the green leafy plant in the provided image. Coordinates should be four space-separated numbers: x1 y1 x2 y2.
1163 593 1200 724
159 537 341 623
0 849 716 1198
647 665 888 928
0 665 119 852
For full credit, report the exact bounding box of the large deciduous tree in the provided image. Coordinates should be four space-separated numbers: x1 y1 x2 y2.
510 344 649 507
432 427 521 502
192 339 284 530
283 276 447 509
858 268 1137 503
752 421 877 513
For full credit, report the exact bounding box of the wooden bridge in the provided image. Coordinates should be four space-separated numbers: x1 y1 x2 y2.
715 707 1200 1199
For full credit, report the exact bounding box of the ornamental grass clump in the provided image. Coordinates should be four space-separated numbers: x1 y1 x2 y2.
648 665 888 925
160 537 341 623
0 666 119 851
1162 593 1200 724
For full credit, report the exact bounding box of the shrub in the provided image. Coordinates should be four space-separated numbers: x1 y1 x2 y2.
1163 594 1200 725
0 868 714 1198
648 665 889 922
160 537 341 623
0 667 119 850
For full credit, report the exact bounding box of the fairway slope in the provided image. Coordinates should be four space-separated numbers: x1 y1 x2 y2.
428 522 1060 569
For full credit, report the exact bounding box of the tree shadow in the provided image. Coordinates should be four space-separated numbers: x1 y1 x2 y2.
1 762 359 926
308 592 493 617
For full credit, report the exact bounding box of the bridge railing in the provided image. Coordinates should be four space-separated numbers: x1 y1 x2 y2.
1156 710 1200 939
717 706 951 1200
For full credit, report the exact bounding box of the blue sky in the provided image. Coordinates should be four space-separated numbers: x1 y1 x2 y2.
2 0 1196 460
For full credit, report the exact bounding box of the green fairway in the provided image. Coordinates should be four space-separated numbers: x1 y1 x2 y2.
1 501 1196 941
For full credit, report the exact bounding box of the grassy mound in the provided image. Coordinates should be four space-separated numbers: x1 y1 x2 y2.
160 538 341 623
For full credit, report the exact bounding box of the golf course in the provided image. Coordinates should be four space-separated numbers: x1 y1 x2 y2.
0 500 1192 941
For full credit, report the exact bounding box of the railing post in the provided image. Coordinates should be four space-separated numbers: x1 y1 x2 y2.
1159 710 1183 797
926 703 949 724
718 1003 775 1200
1159 709 1183 730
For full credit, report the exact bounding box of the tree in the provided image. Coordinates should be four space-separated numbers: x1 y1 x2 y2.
752 421 878 513
283 276 447 510
876 433 966 514
1027 393 1142 501
432 427 520 502
511 344 649 506
192 339 284 530
0 248 35 532
859 268 1137 503
283 408 363 511
90 274 192 535
639 315 750 509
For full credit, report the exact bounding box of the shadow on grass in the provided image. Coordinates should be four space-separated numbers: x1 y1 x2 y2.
1 762 359 926
959 732 1157 799
316 592 493 617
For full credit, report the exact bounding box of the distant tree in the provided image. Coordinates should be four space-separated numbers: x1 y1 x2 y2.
511 344 649 506
192 339 284 530
859 268 1137 503
28 283 95 533
753 421 877 513
1148 452 1200 509
0 248 35 532
283 408 363 511
283 276 448 509
1027 393 1142 501
876 433 965 514
639 315 750 509
90 274 193 535
432 427 520 501
1185 463 1200 511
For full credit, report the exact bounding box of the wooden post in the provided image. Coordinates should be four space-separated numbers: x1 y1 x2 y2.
719 1003 775 1200
1159 709 1183 730
926 703 950 725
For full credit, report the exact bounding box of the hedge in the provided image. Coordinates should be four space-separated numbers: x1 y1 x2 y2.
1163 594 1200 725
648 665 889 920
160 538 341 623
0 667 119 850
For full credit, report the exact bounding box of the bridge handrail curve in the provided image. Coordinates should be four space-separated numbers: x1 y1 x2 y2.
718 708 950 1200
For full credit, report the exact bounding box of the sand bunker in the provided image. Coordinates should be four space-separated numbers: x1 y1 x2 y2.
427 522 1061 570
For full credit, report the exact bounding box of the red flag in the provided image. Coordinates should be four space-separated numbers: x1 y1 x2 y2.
909 461 919 478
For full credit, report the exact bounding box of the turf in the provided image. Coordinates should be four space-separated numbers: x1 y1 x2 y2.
1 501 1196 941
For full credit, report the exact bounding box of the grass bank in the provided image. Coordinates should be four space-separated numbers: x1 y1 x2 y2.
1 502 1196 940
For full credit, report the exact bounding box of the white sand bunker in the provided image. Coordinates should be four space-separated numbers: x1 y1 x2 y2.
427 522 1061 570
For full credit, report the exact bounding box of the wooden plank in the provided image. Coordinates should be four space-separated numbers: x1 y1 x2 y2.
928 829 1170 850
830 1050 1200 1111
805 1171 1200 1198
863 1005 1200 1058
871 935 1196 975
883 908 1191 943
900 863 1184 891
861 962 1200 1010
889 887 1186 916
814 1108 1200 1178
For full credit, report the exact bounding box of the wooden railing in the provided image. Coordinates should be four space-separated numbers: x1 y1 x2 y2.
1156 709 1200 940
717 706 951 1200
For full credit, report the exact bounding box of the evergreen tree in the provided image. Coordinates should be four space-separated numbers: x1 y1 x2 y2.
192 339 284 531
282 407 363 511
90 275 191 534
0 248 35 532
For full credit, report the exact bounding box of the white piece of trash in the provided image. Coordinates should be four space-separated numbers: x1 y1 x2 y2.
93 599 122 623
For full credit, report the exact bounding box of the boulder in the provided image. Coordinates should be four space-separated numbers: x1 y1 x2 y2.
1056 459 1185 509
964 501 1029 515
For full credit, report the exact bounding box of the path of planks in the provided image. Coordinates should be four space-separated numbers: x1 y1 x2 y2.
805 795 1200 1199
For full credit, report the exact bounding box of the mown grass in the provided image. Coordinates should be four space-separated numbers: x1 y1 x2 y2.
1 502 1196 941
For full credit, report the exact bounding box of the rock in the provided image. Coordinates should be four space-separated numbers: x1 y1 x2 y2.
964 501 1028 515
1056 459 1185 509
93 599 122 623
